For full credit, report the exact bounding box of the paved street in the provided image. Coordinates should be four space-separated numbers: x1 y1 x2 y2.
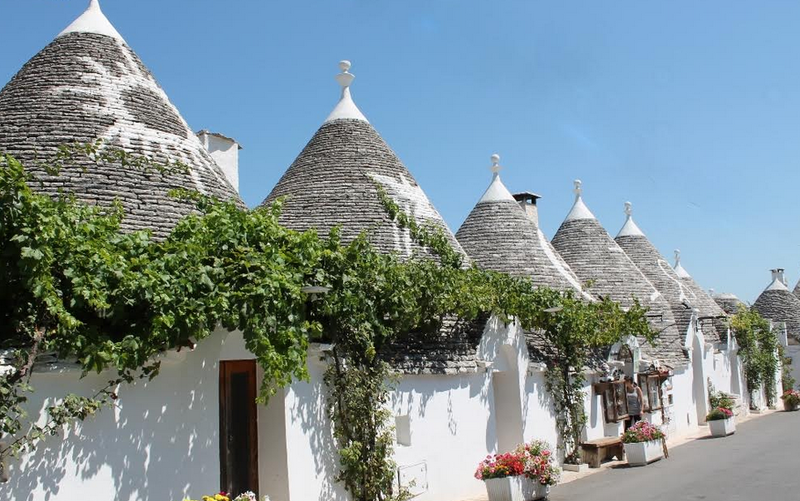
549 411 800 501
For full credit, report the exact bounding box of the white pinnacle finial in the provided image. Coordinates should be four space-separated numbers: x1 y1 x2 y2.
477 153 514 203
673 249 690 278
325 59 368 123
58 0 125 42
335 60 355 88
563 179 595 221
615 200 644 237
490 154 501 174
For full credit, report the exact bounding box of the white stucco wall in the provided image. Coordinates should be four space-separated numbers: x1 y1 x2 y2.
392 372 494 501
785 344 800 391
0 328 254 501
279 351 347 501
521 369 559 449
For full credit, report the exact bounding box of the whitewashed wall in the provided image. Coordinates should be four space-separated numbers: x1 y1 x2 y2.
392 372 494 501
0 328 253 501
786 344 800 391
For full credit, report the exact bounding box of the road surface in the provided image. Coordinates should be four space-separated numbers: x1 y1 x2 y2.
549 411 800 501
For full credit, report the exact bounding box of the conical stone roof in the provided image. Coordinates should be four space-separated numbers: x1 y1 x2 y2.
792 278 800 301
551 182 686 367
752 272 800 344
713 292 744 316
455 156 583 292
671 250 728 343
614 204 725 343
0 1 241 239
262 61 464 259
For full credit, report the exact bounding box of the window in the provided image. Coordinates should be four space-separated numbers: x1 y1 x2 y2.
637 374 665 412
596 381 629 423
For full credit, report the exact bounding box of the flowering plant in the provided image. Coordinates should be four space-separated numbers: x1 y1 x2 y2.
621 421 666 444
183 492 266 501
705 406 733 421
781 389 800 406
474 440 560 486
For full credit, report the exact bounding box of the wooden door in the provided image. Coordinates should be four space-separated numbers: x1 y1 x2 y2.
219 360 259 496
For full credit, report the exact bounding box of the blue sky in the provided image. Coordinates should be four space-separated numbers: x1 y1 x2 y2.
2 0 800 303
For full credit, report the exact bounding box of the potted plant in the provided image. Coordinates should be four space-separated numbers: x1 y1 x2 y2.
706 407 735 437
781 389 800 411
182 492 267 501
621 421 666 466
475 440 560 501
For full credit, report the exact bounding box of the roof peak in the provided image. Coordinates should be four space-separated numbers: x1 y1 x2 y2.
58 0 125 43
616 201 645 237
324 60 369 124
673 249 691 278
563 179 596 222
478 154 515 203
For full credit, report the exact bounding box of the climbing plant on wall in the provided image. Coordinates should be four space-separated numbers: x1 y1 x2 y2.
729 307 781 406
0 149 654 500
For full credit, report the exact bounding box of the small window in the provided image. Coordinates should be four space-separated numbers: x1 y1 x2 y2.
395 415 411 446
636 373 665 412
596 381 629 423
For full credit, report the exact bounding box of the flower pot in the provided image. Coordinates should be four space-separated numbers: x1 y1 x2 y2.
562 463 589 473
623 440 664 466
484 476 550 501
708 417 735 437
784 401 800 412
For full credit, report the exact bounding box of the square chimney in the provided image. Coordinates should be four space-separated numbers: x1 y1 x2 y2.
512 191 541 226
197 130 241 193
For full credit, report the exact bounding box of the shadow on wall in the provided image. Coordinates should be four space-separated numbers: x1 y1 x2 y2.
288 357 346 501
1 354 219 501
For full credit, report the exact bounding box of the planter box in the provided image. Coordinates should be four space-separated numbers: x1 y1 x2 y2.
623 440 663 467
708 417 735 437
562 463 589 473
784 401 800 412
484 476 550 501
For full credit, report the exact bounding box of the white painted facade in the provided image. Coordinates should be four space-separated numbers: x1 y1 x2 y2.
0 308 758 501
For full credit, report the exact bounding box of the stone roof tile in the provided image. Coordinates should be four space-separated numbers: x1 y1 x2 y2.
0 6 240 239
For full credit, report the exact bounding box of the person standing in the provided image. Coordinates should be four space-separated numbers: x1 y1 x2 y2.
625 377 644 429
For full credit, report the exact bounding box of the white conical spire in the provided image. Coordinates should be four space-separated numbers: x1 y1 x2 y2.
616 201 645 237
673 249 691 279
324 60 369 123
563 179 596 221
58 0 125 43
478 154 515 203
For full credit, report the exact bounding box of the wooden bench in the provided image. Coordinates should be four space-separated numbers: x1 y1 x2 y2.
580 437 624 468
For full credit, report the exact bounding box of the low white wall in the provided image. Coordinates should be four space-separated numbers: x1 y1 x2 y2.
0 328 252 501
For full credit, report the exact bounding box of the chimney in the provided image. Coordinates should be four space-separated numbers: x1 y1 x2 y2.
512 192 541 226
770 268 787 286
197 130 241 192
